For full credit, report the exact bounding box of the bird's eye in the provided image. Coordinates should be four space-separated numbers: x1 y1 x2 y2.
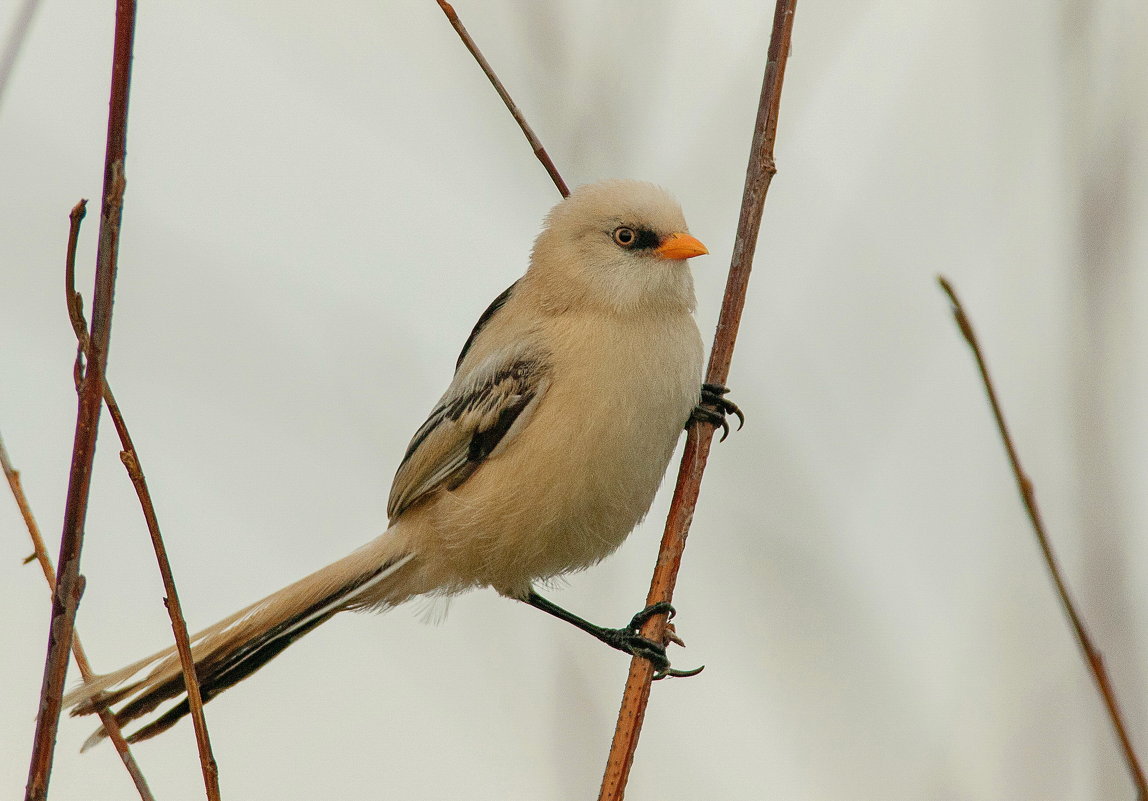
612 227 637 248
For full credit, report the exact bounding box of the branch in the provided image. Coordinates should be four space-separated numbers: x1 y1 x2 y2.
1 433 156 801
435 0 569 197
938 276 1147 800
598 3 797 798
25 1 136 797
64 202 221 798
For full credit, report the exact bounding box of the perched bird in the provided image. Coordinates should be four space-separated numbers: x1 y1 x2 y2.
66 179 740 748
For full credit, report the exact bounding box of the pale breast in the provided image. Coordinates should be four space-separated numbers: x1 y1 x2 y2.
419 309 703 596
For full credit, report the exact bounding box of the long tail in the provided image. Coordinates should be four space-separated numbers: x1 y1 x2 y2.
65 530 419 749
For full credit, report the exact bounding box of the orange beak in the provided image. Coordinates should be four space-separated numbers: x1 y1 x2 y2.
655 232 709 261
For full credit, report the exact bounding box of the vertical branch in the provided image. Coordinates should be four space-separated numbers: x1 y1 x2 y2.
938 277 1147 800
25 2 136 798
434 0 570 198
1 433 156 801
598 2 798 798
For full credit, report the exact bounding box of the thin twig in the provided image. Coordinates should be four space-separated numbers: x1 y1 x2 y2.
118 443 220 799
434 0 570 198
24 1 136 797
598 3 797 798
64 202 222 798
938 276 1147 800
65 199 89 342
1 433 156 801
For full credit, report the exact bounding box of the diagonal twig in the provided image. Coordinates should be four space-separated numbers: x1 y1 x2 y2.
435 0 570 198
66 205 222 798
598 2 797 798
1 432 156 801
24 1 137 797
938 276 1147 800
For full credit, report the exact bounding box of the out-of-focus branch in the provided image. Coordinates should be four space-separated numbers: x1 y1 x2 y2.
1 433 156 801
24 1 137 797
938 276 1146 800
434 0 570 198
0 0 42 111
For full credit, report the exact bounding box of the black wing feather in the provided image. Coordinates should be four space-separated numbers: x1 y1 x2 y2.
455 281 518 371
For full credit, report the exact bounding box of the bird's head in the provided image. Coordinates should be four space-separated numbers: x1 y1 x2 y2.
528 180 708 316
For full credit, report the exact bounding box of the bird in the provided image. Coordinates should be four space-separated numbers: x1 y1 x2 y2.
65 179 741 748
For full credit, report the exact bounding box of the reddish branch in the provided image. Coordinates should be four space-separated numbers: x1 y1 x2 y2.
598 4 797 797
1 434 156 801
435 0 570 198
939 277 1147 800
24 1 137 797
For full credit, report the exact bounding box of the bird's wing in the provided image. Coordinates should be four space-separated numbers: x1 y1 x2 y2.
387 346 551 520
455 280 518 372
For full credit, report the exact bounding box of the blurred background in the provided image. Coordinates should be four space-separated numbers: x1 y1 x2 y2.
2 2 1146 798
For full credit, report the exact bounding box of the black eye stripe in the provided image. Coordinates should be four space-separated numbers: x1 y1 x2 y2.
632 228 660 250
612 226 660 250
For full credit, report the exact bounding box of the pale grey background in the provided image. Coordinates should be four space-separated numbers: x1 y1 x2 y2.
2 2 1146 799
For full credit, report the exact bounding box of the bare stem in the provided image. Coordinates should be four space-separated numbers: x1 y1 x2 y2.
434 0 569 198
938 276 1147 800
24 1 137 797
64 202 221 797
64 199 89 343
597 3 797 798
1 433 156 801
117 442 220 800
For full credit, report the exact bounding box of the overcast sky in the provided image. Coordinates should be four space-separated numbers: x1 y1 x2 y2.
2 2 1146 799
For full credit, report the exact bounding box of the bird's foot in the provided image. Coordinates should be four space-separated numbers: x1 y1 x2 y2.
524 592 703 680
690 383 745 442
601 602 704 680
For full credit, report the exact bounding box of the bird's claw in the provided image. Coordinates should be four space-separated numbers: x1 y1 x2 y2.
653 663 706 681
609 602 703 680
690 383 745 442
626 600 676 630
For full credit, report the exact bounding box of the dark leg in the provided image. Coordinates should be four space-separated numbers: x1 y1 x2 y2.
689 383 745 442
524 592 703 680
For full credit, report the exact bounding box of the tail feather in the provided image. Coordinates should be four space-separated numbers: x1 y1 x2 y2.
66 534 417 748
106 591 343 745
